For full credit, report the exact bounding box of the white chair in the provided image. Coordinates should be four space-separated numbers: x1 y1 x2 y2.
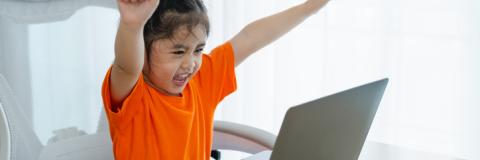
0 74 44 160
37 111 276 160
0 73 276 160
212 121 275 154
37 121 276 160
0 102 11 160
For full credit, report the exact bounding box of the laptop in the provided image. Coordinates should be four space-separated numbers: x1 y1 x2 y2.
245 78 388 160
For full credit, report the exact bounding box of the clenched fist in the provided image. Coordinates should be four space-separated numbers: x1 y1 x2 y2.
117 0 160 29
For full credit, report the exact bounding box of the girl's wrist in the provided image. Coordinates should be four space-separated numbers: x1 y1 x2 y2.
302 0 329 16
119 19 145 33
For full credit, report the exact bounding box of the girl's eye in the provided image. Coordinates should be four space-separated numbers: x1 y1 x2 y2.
194 48 204 54
173 51 185 55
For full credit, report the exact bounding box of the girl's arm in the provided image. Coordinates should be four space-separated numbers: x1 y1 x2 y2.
230 0 330 66
110 0 159 107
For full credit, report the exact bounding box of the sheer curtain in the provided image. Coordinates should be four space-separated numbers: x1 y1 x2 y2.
26 6 118 144
1 0 478 159
210 0 480 159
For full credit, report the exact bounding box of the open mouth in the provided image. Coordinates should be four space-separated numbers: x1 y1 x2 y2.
172 73 191 87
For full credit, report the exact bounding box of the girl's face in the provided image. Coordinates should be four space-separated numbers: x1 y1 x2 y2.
144 25 207 96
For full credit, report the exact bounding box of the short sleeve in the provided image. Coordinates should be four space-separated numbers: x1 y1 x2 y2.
101 67 146 130
196 41 237 106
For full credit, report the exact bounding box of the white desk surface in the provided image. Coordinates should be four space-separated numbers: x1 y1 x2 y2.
242 141 464 160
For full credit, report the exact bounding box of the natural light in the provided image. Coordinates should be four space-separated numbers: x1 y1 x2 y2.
1 0 478 159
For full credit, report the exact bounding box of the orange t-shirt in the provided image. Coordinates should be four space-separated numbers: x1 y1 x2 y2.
101 42 237 160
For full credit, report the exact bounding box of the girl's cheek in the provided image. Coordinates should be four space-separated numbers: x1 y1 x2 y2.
195 58 202 71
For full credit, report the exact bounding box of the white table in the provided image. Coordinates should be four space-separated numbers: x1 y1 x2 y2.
243 141 464 160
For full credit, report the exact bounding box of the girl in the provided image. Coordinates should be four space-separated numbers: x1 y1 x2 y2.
102 0 329 159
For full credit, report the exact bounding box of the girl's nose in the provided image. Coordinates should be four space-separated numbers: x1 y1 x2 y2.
181 54 196 72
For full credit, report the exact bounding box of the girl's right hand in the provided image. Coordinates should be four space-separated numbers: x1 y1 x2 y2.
117 0 160 29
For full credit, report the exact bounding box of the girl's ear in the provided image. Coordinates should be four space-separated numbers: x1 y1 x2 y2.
142 57 151 74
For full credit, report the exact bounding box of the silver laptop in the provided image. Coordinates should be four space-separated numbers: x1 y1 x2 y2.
268 78 388 160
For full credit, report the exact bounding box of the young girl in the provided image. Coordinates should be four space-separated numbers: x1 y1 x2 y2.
102 0 329 159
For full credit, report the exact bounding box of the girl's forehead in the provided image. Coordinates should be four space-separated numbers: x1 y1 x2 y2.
154 38 206 52
162 26 207 47
173 25 208 40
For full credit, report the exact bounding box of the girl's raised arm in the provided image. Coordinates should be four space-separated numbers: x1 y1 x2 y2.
110 0 159 108
230 0 330 66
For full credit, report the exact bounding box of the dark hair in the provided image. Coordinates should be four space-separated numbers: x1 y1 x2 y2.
143 0 210 62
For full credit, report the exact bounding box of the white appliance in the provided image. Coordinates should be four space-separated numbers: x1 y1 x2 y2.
0 102 11 160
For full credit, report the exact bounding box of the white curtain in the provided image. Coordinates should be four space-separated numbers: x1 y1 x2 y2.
210 0 480 159
26 6 118 144
0 0 478 159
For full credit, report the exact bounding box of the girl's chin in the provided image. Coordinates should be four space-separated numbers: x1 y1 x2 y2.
167 86 186 96
162 90 181 96
155 86 182 96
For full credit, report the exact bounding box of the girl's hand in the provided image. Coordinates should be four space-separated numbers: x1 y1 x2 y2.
117 0 160 29
303 0 330 15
